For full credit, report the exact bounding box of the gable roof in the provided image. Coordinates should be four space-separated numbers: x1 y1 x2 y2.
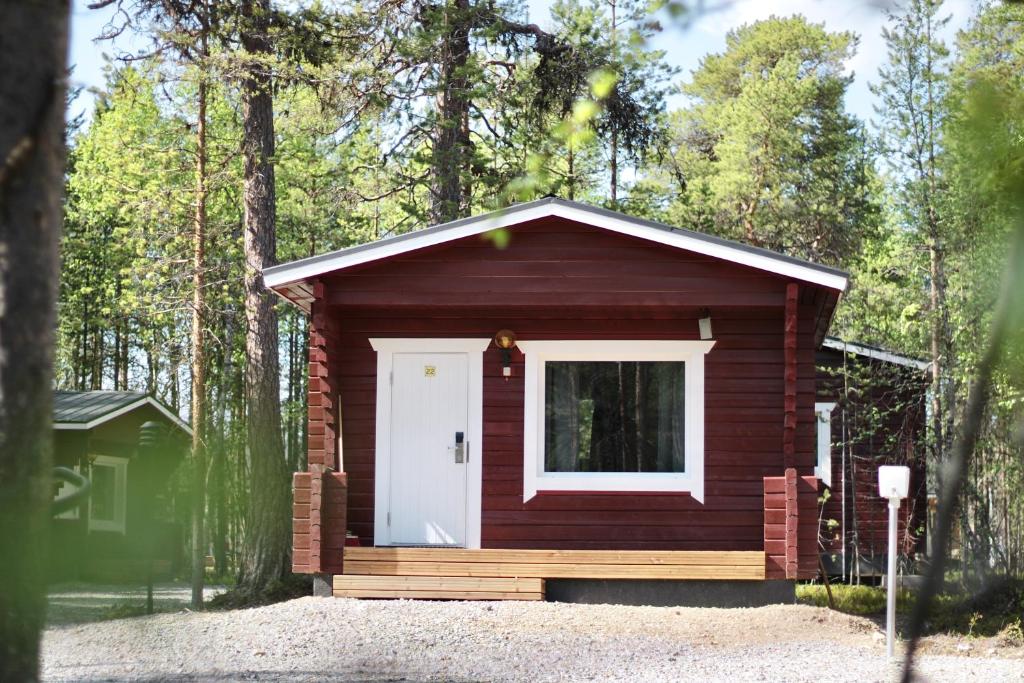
53 391 192 435
822 337 930 371
265 198 849 310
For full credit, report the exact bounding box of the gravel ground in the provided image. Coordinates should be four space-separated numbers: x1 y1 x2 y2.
42 597 1024 682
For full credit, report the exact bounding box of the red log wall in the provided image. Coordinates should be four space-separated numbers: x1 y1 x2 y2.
815 347 928 563
304 218 829 557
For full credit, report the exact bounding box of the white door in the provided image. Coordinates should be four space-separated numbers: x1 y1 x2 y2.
388 352 469 546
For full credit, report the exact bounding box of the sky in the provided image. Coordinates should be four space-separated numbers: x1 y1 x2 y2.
68 0 976 126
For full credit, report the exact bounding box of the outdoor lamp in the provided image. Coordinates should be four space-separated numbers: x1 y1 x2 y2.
698 308 713 340
494 329 517 380
878 464 911 659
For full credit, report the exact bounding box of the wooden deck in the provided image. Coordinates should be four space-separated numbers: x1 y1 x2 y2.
333 547 766 600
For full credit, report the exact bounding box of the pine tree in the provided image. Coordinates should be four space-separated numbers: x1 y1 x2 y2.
236 0 292 599
871 0 953 501
661 16 875 264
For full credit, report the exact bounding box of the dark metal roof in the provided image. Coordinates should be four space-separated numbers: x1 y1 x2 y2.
53 390 192 434
54 391 147 423
822 337 930 370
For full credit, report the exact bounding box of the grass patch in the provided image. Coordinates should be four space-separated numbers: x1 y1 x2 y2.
100 600 169 621
797 577 1024 638
797 583 911 615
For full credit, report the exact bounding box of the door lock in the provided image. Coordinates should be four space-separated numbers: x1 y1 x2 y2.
454 431 465 463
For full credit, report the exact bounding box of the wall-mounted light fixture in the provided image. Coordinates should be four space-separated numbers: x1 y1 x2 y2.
698 308 713 340
494 329 517 380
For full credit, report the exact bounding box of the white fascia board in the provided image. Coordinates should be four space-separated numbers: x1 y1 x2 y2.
545 204 849 291
264 202 849 293
822 338 930 371
53 397 193 436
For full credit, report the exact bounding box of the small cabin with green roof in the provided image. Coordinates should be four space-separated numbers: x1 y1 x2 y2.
51 391 191 581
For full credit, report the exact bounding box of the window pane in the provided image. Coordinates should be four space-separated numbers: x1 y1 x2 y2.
544 361 685 473
90 464 116 522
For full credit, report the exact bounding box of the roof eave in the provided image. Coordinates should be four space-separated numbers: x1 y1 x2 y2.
264 199 849 300
53 396 193 436
822 337 931 371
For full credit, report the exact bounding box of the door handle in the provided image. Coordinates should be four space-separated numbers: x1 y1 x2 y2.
454 431 465 463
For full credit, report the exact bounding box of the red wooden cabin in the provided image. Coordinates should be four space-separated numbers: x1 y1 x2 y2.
814 339 929 579
267 199 851 604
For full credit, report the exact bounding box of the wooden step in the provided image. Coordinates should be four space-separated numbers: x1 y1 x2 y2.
333 574 545 600
342 548 766 580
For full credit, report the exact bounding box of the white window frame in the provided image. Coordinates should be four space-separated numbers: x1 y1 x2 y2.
815 402 837 489
369 338 489 549
518 340 715 503
88 455 128 533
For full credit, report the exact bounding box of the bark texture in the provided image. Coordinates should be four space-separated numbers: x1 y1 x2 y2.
238 0 291 597
429 0 472 225
0 1 69 679
190 61 209 609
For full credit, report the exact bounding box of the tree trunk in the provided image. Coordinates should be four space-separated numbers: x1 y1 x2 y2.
610 128 618 206
237 0 291 598
429 0 472 224
609 0 618 206
0 3 69 679
119 315 128 389
213 304 236 577
190 49 209 609
567 144 576 201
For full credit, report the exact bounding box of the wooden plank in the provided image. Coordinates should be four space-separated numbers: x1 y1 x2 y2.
342 547 764 566
333 590 543 601
334 574 544 593
343 560 765 580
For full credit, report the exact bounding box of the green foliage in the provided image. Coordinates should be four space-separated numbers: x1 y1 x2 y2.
798 578 1024 638
797 583 899 615
635 16 877 265
62 0 1024 586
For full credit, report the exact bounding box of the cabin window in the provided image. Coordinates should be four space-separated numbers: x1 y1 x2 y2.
519 340 715 503
88 455 128 533
815 402 837 489
544 361 686 474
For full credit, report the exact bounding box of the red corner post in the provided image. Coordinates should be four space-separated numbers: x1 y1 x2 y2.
764 474 819 580
783 282 799 578
764 283 820 580
292 281 347 584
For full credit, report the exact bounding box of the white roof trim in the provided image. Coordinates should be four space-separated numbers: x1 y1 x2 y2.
822 338 930 371
264 199 849 294
54 396 193 436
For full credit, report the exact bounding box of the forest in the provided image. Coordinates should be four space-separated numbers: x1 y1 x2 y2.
52 0 1024 613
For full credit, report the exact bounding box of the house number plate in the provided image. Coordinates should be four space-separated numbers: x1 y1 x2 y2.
424 365 436 377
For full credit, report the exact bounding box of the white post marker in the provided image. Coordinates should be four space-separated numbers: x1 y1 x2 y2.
878 465 911 659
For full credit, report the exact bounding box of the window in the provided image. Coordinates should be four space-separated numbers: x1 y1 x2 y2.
815 402 837 489
519 340 715 502
88 455 128 533
544 361 686 474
